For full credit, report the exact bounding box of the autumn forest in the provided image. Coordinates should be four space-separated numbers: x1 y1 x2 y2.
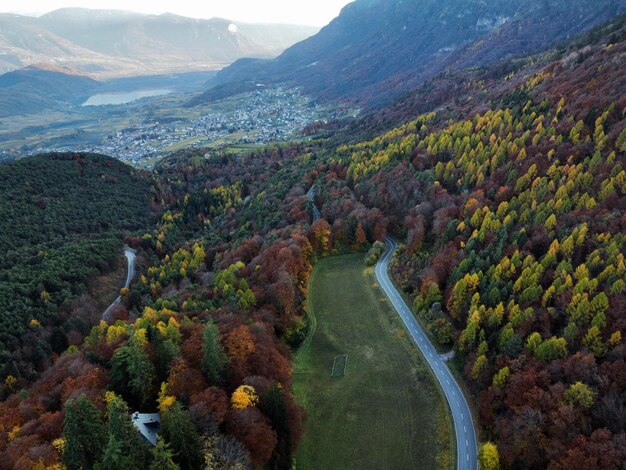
0 7 625 470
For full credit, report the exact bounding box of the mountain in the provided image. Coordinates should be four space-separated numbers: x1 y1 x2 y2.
0 13 118 75
210 0 626 105
0 64 99 117
0 8 319 77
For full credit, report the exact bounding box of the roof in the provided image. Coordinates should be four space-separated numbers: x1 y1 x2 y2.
131 412 160 446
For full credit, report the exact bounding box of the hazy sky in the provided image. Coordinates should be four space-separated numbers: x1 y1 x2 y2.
4 0 354 26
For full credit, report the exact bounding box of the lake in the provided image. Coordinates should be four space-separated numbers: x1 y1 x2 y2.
82 89 173 106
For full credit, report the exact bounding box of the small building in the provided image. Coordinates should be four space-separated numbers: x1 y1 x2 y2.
131 412 160 446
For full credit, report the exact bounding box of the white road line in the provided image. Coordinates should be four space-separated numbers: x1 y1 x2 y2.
377 237 477 470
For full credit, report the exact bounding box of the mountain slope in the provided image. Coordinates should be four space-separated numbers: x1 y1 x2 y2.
0 12 624 470
0 64 99 117
0 153 152 380
211 0 625 105
0 9 319 77
0 13 143 75
308 18 626 469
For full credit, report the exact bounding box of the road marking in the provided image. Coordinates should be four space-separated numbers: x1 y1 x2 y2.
378 238 476 467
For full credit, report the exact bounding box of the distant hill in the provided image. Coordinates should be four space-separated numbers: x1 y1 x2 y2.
0 13 114 74
0 8 319 77
209 0 626 106
0 64 99 117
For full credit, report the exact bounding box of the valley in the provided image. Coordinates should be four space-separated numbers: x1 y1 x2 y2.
293 254 449 469
0 79 339 167
82 89 174 106
0 1 625 470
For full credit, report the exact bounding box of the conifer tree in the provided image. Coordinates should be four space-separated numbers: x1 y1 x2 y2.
202 320 229 385
97 395 147 470
150 437 180 470
161 402 203 470
63 395 107 470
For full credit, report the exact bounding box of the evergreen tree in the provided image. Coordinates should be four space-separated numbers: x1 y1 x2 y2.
201 320 229 385
97 395 148 470
262 383 291 469
161 402 203 470
150 437 180 470
63 395 107 470
150 324 180 383
109 338 157 409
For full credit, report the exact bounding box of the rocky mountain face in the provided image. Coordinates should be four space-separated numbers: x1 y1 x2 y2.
210 0 626 106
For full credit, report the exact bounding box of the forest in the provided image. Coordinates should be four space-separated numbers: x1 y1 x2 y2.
311 19 626 469
0 153 153 382
0 14 624 470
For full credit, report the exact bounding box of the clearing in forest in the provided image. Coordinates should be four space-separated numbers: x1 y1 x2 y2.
293 254 450 470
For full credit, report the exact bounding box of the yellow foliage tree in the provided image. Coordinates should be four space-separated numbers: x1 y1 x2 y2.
4 375 16 394
8 425 20 442
106 324 127 344
231 385 258 410
479 442 500 470
52 438 65 454
104 390 117 405
158 382 176 414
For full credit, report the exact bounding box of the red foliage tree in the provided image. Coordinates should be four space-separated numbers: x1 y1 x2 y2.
167 358 207 401
225 407 277 465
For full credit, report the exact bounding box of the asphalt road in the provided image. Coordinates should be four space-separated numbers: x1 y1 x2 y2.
376 237 478 470
306 185 321 221
102 247 136 322
123 247 136 288
306 190 476 467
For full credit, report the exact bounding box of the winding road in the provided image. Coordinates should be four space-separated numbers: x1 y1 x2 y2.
102 247 136 322
306 185 321 221
376 238 478 470
306 188 478 469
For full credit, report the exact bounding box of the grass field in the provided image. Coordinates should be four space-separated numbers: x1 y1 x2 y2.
293 254 450 470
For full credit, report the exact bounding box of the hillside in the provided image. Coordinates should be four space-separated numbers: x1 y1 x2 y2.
0 13 115 74
0 6 624 470
307 18 626 468
210 0 625 105
0 153 152 383
0 64 100 117
0 9 319 77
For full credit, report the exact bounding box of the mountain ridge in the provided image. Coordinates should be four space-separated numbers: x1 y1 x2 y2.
209 0 626 107
0 8 319 77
